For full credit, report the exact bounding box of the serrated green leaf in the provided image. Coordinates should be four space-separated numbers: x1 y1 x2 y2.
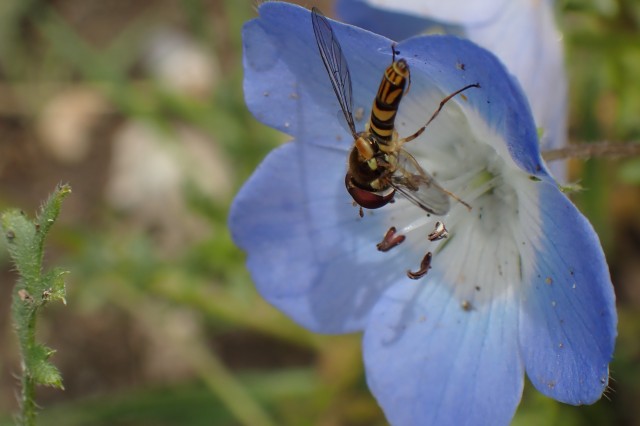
28 344 63 388
41 268 68 305
36 183 71 239
2 209 40 284
31 359 64 389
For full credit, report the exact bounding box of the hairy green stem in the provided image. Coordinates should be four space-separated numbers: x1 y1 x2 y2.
19 314 37 426
2 184 71 426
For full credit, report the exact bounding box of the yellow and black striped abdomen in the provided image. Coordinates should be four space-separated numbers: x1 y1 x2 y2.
368 59 409 142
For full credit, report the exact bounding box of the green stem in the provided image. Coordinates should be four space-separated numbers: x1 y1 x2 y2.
542 141 640 162
194 345 278 426
20 313 38 426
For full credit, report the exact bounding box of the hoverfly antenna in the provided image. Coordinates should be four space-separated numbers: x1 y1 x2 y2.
391 43 399 62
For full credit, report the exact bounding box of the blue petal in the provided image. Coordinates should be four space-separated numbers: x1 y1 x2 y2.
519 181 617 404
463 0 567 177
395 35 545 176
352 0 508 25
364 277 524 426
335 0 463 40
243 2 394 147
230 141 409 333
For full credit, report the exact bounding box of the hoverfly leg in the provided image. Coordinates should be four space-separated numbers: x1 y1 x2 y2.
377 226 406 252
439 188 472 211
400 83 481 145
359 206 364 218
407 252 432 280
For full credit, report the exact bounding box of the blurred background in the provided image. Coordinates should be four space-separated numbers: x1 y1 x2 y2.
0 0 638 425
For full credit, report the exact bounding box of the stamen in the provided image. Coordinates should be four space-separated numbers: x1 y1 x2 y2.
377 226 406 252
428 221 448 241
407 252 432 280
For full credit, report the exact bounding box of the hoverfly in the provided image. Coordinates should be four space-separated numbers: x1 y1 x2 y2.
311 8 478 215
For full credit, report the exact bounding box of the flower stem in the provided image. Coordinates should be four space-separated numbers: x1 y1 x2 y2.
543 141 640 161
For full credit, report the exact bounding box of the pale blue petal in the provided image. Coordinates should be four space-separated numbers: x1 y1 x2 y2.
243 2 394 147
364 276 524 426
360 0 508 25
395 35 545 176
519 181 617 404
230 141 405 333
335 0 462 40
463 0 567 177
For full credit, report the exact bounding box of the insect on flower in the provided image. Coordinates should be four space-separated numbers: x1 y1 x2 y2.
234 5 618 424
311 7 479 215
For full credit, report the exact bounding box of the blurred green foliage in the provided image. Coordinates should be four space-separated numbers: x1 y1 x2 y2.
0 0 638 425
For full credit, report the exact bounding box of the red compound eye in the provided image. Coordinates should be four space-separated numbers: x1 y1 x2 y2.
345 173 395 209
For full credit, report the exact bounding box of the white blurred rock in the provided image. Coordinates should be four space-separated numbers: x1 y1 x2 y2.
106 120 232 251
37 87 111 164
134 303 202 382
143 28 220 98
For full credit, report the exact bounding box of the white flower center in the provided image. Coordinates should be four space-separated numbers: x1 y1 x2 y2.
378 100 542 310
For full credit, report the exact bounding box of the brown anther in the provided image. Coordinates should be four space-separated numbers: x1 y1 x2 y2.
407 252 432 280
377 226 406 252
427 221 449 241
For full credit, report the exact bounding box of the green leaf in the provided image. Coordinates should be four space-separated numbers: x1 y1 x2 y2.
30 344 64 389
41 268 68 305
2 208 40 284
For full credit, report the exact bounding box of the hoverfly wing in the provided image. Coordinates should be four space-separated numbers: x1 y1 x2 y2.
390 149 450 216
311 8 358 138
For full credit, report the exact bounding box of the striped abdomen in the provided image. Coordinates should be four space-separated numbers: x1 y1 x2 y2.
368 59 409 143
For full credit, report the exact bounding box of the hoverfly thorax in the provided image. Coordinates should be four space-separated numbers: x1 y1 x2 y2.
346 134 397 209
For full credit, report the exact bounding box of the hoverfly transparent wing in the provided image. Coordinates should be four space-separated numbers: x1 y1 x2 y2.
311 7 358 139
390 149 452 216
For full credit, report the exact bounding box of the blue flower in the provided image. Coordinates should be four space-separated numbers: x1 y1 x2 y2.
230 3 616 425
336 0 568 179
